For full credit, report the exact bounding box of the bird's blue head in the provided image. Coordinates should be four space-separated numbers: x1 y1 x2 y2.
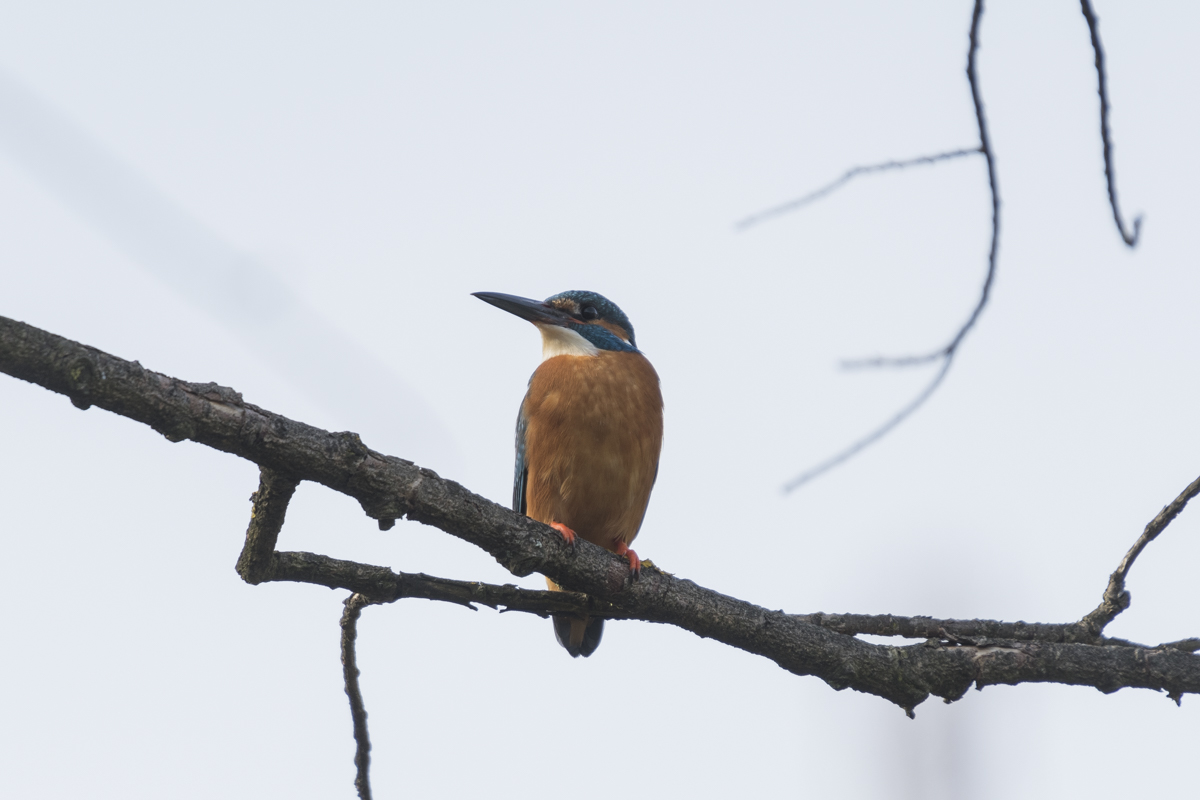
472 289 639 356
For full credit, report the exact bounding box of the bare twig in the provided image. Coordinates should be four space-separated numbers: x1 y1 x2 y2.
960 0 1002 358
342 593 382 800
269 549 628 620
735 148 981 230
1080 0 1142 247
1079 473 1200 636
858 0 1001 370
783 354 953 493
786 0 1143 492
782 0 1000 492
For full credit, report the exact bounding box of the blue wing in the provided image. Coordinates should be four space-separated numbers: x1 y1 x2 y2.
513 398 528 515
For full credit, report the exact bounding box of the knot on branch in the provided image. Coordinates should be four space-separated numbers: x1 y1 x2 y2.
1113 589 1132 612
67 356 97 410
1075 589 1132 642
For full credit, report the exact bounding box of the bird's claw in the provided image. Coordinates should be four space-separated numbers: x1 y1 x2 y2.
550 522 577 550
615 543 641 581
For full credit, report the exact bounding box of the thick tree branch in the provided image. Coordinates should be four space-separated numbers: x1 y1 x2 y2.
803 612 1079 645
3 313 1199 715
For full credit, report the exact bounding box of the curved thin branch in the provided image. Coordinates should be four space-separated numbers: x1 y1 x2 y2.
341 593 381 800
957 0 1002 355
773 1 1001 490
4 314 1200 715
843 0 1001 372
783 354 953 492
1080 0 1142 247
735 148 981 231
1079 473 1200 636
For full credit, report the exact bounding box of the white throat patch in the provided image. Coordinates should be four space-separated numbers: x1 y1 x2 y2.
538 324 600 361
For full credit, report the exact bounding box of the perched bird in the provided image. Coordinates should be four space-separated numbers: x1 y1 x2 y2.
473 290 664 657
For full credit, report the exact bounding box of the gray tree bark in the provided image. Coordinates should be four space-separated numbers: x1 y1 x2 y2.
3 313 1198 718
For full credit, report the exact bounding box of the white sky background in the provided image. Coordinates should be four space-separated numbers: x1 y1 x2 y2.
1 2 1198 797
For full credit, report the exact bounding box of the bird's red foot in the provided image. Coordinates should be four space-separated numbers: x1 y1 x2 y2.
614 541 641 579
550 522 577 548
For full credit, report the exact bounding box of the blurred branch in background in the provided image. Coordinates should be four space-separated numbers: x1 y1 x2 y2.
744 0 1141 493
734 148 982 232
1080 0 1143 247
781 356 954 493
3 313 1197 791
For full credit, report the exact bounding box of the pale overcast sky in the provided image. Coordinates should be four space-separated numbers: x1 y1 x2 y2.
2 3 1198 798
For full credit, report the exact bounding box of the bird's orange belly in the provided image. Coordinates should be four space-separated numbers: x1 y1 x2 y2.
522 352 663 552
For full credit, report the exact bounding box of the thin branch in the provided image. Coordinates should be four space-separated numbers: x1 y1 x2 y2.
269 550 628 620
783 354 953 492
266 552 1180 651
1079 473 1200 636
735 147 981 230
1080 0 1142 247
341 593 381 800
959 0 1002 357
848 0 1001 371
841 351 945 370
777 1 1001 490
5 314 1200 713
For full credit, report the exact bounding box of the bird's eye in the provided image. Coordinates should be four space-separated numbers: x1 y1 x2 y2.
581 305 599 320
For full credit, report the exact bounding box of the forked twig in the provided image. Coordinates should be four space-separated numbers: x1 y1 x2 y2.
1079 473 1200 636
758 0 1143 492
782 0 999 492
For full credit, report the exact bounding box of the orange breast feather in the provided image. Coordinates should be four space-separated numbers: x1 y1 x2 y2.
521 350 663 552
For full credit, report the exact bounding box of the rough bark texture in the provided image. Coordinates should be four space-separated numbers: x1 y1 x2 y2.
341 593 377 800
3 313 1199 715
236 468 300 584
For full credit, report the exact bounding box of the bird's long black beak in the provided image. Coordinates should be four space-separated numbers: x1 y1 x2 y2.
472 292 573 326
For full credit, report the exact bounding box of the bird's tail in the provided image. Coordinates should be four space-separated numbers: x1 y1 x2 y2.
546 577 603 657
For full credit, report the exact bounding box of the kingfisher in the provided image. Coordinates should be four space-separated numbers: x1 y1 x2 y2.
473 290 664 658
